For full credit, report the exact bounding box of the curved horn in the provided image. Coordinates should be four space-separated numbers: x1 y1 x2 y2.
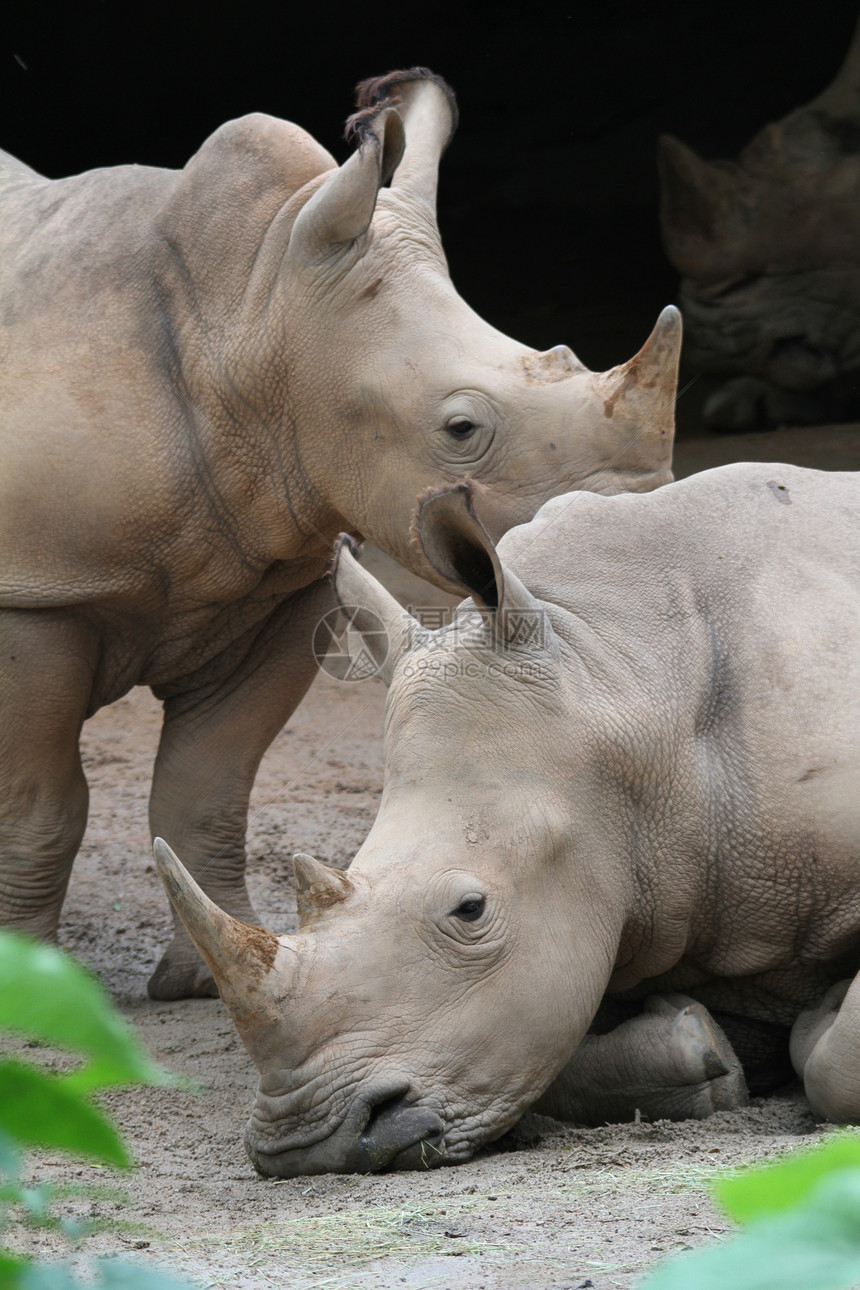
330 535 418 686
601 304 682 447
349 68 458 210
153 839 287 1056
293 854 354 929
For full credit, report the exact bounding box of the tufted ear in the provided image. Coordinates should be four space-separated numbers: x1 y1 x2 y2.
349 68 458 211
415 484 547 646
293 853 354 928
289 107 405 264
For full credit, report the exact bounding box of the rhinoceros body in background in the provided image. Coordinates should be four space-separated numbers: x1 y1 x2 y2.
0 69 682 999
158 462 860 1174
659 20 860 430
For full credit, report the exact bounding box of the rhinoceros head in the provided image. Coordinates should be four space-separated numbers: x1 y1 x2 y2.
155 485 625 1174
658 24 860 427
204 68 681 571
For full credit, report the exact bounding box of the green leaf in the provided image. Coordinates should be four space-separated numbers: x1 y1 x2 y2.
0 934 160 1087
641 1169 860 1290
61 1061 181 1097
18 1267 78 1290
716 1132 860 1223
0 1062 129 1168
13 1189 48 1222
12 1258 196 1289
0 1131 20 1181
96 1261 194 1289
0 1250 31 1290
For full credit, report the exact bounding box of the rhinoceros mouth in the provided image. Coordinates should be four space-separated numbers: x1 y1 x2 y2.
245 1081 453 1177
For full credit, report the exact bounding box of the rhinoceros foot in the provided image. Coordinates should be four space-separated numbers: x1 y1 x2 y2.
645 993 750 1119
147 943 219 1000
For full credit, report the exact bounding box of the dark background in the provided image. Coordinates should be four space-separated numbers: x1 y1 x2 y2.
4 1 858 425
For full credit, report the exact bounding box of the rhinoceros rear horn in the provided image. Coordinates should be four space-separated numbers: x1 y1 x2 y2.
416 484 547 646
293 853 354 928
289 106 405 265
153 838 286 1046
350 68 458 210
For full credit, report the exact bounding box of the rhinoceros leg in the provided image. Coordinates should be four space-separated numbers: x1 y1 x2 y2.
791 977 860 1123
0 611 97 938
147 577 336 1001
534 993 749 1125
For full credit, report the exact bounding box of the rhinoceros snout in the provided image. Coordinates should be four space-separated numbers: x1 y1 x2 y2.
355 1091 445 1172
245 1081 446 1178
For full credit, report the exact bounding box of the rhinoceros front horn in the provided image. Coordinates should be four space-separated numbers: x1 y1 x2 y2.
153 838 287 1051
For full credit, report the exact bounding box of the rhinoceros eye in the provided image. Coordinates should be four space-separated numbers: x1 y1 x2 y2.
446 418 477 440
453 896 485 922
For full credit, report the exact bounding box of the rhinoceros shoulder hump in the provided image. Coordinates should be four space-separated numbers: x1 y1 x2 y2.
185 113 336 201
0 146 42 183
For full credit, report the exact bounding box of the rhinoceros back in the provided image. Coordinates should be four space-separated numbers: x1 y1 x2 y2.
498 462 860 611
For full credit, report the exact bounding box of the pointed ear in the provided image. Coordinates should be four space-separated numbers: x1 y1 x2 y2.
289 106 405 264
415 485 546 645
330 535 418 685
349 68 457 210
293 854 354 928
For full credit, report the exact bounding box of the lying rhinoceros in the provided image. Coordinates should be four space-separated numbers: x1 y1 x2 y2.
157 462 860 1174
0 68 681 999
659 20 860 430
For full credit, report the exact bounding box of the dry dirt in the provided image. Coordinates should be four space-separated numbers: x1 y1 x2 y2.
6 424 860 1289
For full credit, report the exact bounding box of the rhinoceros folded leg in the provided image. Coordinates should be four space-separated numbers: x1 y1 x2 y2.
533 993 748 1125
0 611 97 939
147 577 336 1001
791 977 860 1123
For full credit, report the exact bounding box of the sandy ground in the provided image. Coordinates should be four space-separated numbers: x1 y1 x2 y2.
6 423 860 1289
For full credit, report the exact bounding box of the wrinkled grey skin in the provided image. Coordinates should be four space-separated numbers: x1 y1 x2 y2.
659 19 860 430
158 463 860 1175
0 69 681 1000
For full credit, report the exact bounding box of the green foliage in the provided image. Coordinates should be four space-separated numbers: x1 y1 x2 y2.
0 931 194 1290
716 1133 860 1222
640 1135 860 1290
0 935 164 1093
0 1063 128 1168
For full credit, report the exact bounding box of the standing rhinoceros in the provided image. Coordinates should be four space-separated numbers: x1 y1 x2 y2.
659 20 860 430
0 68 682 999
157 463 860 1174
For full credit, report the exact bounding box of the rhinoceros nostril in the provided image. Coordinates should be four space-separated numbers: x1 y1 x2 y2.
361 1090 411 1139
353 1087 445 1172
